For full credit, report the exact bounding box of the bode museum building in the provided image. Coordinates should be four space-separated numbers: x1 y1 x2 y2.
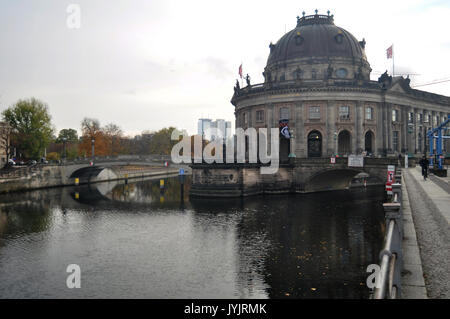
231 11 450 161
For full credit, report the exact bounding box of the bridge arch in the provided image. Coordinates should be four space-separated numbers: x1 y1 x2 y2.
69 166 118 183
304 168 383 193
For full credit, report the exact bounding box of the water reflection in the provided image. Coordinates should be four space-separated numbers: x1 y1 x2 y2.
0 176 385 299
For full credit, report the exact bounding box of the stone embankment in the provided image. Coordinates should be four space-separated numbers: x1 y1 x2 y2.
0 164 187 194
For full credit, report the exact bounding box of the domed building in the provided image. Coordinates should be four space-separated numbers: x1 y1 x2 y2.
231 11 450 161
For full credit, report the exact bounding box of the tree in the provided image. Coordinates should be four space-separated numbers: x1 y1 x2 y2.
2 98 54 159
148 127 178 155
78 118 108 157
103 123 123 155
0 122 12 162
56 128 78 143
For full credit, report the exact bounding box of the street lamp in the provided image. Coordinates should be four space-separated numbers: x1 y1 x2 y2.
62 137 67 162
334 130 338 156
91 137 95 165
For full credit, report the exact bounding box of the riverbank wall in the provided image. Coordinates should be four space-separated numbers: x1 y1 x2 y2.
189 158 398 197
0 164 185 194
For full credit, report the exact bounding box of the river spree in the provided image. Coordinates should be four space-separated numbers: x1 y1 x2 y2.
0 177 385 298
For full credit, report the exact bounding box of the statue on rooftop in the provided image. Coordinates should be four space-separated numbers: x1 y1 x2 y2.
327 64 333 79
245 74 251 86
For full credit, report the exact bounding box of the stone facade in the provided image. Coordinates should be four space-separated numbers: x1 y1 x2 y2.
232 13 450 160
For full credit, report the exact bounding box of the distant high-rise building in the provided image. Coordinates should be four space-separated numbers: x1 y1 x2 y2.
197 118 232 142
198 118 212 140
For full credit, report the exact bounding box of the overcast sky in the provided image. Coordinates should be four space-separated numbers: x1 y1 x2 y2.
1 0 449 137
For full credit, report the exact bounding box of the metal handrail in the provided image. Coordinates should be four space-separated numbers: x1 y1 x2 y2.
373 170 403 299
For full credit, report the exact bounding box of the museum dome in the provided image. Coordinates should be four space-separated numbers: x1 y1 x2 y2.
266 11 369 71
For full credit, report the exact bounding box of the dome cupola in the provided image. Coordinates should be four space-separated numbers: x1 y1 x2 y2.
264 10 371 83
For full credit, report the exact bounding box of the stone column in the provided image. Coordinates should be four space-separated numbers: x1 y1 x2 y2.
267 103 274 154
402 106 408 154
295 101 305 157
355 101 364 154
376 102 384 155
386 103 393 150
290 104 296 157
327 101 336 156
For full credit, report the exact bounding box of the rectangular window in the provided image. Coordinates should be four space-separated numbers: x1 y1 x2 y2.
393 131 399 152
417 113 423 124
424 114 429 123
309 106 320 120
433 116 437 126
392 110 399 122
339 106 350 120
280 107 290 120
365 107 373 120
256 110 264 122
243 112 248 125
408 112 414 124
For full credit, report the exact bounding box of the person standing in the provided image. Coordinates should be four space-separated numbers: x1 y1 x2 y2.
419 155 429 181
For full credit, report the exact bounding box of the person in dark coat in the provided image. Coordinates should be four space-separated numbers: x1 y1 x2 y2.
419 155 429 181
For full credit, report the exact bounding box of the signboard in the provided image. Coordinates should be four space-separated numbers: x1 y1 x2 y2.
386 165 395 195
348 155 364 168
279 120 291 139
331 157 336 164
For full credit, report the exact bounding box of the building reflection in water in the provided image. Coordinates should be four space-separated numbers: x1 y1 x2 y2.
0 176 384 299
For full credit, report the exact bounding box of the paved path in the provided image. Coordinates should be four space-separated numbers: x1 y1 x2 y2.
403 167 450 298
401 177 427 299
429 172 450 195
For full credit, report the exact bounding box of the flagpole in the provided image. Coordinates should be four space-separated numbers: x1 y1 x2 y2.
392 44 395 77
241 61 243 88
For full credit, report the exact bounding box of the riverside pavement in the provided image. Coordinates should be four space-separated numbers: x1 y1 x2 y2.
403 167 450 298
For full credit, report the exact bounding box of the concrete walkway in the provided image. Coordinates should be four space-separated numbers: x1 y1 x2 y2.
401 176 428 299
403 167 450 298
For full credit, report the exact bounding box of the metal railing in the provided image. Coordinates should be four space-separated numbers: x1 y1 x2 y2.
373 168 403 299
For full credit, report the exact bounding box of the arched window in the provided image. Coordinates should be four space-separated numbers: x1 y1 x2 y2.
365 131 374 154
338 130 351 155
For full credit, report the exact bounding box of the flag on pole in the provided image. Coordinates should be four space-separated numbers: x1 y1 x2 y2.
238 64 243 79
386 45 393 59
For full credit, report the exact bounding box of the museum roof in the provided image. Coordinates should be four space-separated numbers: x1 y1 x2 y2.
267 11 367 67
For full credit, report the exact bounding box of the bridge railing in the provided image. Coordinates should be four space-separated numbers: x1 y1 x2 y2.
373 168 403 299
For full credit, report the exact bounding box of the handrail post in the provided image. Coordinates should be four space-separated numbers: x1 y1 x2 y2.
382 201 403 298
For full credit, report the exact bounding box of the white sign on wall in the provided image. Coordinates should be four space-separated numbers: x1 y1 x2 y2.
348 155 364 167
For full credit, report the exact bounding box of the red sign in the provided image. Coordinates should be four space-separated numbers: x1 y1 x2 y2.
386 166 395 195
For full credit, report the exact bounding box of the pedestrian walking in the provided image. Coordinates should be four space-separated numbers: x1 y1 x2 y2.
419 155 429 181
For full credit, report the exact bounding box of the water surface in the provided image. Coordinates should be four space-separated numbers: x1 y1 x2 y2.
0 177 385 298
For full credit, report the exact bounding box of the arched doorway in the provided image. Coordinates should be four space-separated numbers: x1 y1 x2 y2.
308 131 322 158
365 131 374 154
338 130 351 155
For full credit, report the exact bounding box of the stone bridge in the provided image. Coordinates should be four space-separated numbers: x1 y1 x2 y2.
0 155 178 194
189 157 400 197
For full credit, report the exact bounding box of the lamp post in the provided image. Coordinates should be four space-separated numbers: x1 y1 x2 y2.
62 137 67 163
334 130 338 156
91 137 95 166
